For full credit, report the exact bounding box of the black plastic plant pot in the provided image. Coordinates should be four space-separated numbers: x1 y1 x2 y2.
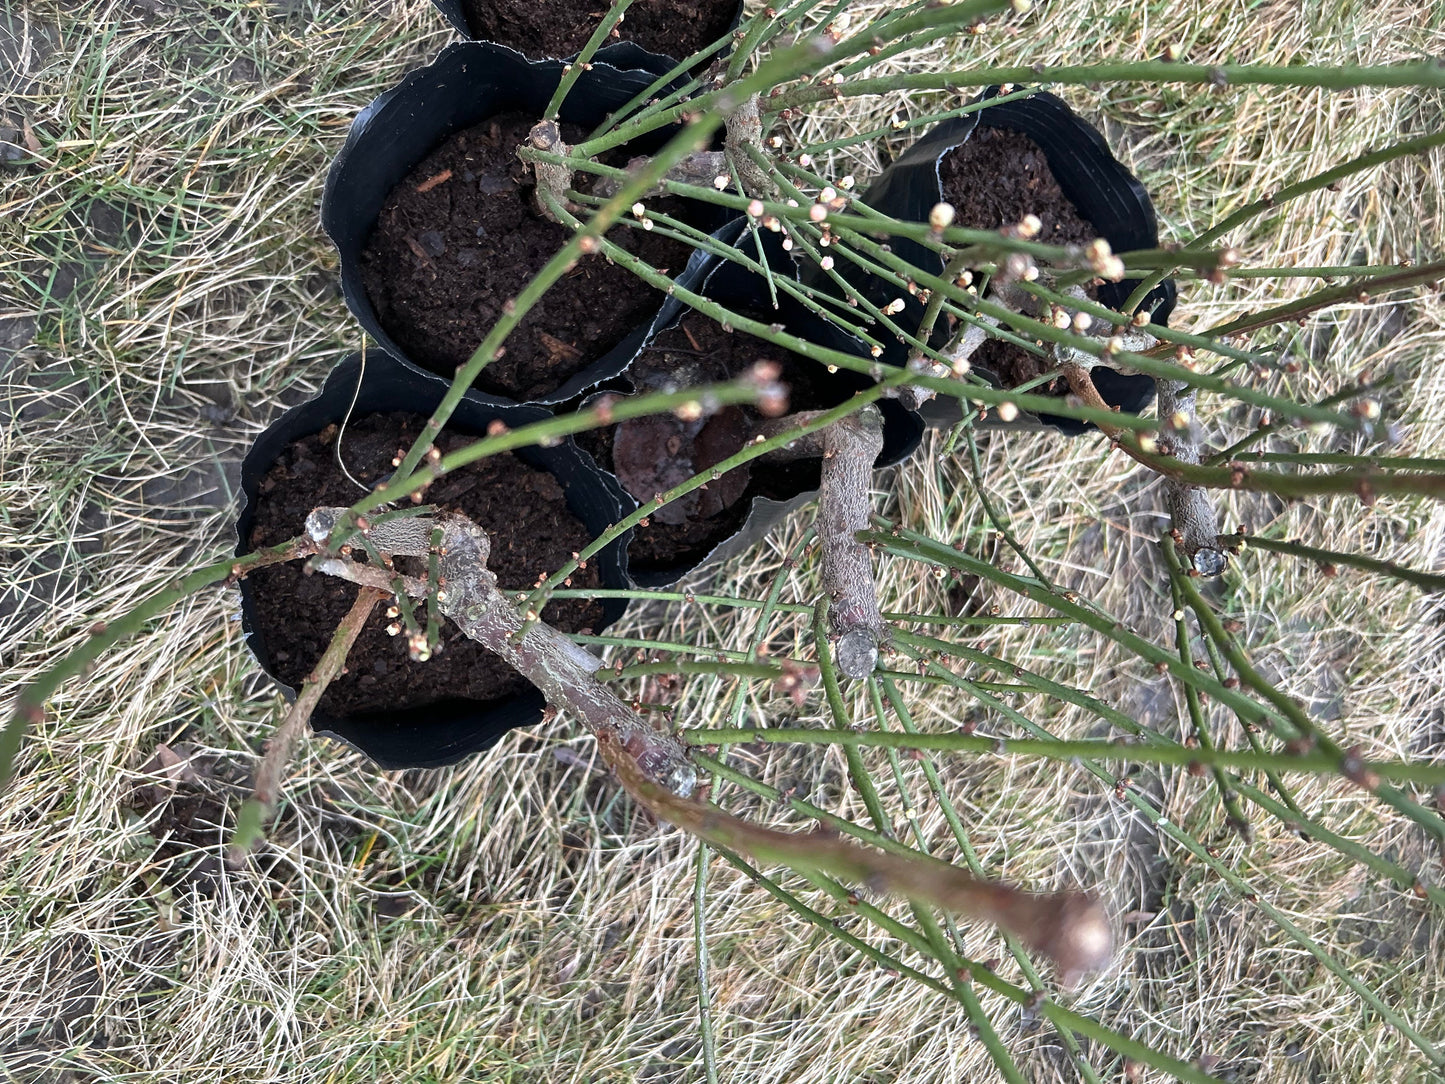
428 0 744 77
851 87 1178 435
323 41 729 409
234 350 633 770
576 221 924 588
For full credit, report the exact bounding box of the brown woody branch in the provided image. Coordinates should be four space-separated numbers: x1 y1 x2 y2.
591 94 775 201
229 584 386 858
757 404 887 678
309 507 1113 980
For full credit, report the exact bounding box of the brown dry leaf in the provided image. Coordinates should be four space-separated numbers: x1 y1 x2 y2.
134 743 205 808
536 330 583 363
22 118 39 155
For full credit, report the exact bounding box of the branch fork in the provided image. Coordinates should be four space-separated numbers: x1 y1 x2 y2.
298 504 1112 980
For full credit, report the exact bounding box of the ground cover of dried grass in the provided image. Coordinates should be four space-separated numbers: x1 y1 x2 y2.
2 0 1444 1080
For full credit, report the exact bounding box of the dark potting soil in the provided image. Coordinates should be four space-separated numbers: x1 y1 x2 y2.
938 127 1101 396
245 412 605 720
460 0 735 62
361 112 696 401
576 313 841 574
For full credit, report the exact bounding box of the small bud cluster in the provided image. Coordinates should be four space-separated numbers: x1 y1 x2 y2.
1084 238 1126 281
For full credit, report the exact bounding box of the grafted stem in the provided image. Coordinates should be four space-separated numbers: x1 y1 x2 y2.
758 404 887 677
308 507 1112 979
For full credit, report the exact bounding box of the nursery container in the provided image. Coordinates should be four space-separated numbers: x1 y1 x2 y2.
236 350 633 769
851 86 1178 434
577 221 924 587
323 41 730 408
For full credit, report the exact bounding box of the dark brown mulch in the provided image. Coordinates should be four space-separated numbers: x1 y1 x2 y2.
939 126 1100 393
460 0 736 61
245 412 604 718
575 313 843 575
361 112 695 401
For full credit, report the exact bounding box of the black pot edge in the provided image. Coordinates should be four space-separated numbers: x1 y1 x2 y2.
576 220 924 589
234 350 635 770
853 86 1179 434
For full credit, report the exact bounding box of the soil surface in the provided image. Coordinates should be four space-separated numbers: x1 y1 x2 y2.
460 0 736 61
361 112 695 401
938 126 1100 395
576 313 842 575
245 412 604 719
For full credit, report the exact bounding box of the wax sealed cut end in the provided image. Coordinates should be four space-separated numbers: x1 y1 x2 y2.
834 628 879 679
305 507 342 543
1020 892 1114 987
1192 547 1228 578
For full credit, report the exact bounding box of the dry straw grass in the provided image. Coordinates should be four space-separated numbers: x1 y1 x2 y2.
2 0 1444 1080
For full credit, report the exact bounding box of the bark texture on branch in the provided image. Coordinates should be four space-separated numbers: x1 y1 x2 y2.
306 506 1112 979
758 404 886 678
1154 379 1228 576
307 508 697 798
526 119 579 223
1053 322 1227 577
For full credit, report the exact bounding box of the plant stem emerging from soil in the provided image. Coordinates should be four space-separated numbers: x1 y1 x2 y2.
230 585 387 857
758 404 887 677
308 507 1112 979
308 508 698 798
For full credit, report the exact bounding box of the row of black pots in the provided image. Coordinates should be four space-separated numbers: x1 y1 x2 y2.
324 45 1176 425
238 39 1173 770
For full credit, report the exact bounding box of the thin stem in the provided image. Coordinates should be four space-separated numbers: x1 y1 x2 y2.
3 535 312 790
771 60 1445 113
230 586 386 853
1171 580 1252 838
1122 129 1445 313
694 842 720 1084
677 727 1445 786
544 0 638 120
1162 538 1445 842
1239 533 1445 593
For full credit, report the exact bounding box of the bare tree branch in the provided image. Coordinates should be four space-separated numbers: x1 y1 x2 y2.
229 584 387 859
305 506 1113 980
758 404 887 677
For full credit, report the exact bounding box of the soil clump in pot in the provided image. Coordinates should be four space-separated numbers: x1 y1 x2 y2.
938 127 1100 397
460 0 735 62
577 313 840 575
246 411 605 718
361 112 695 401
